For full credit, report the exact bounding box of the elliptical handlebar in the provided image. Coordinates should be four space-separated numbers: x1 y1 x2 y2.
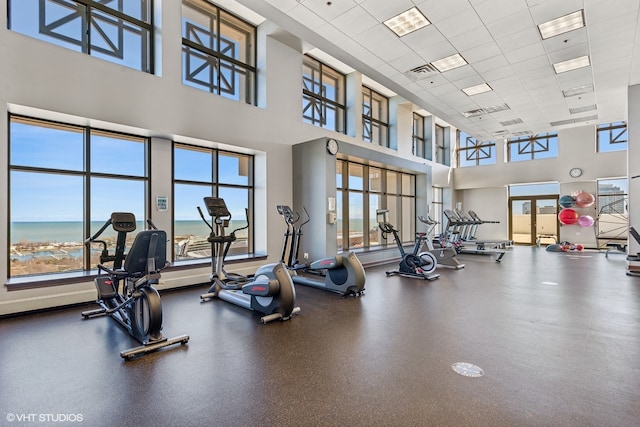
197 206 214 231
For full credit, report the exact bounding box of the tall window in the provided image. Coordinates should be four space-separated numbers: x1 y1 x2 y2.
9 0 154 73
337 160 415 251
9 115 148 280
412 113 428 159
362 86 389 147
435 124 448 166
173 144 254 261
596 178 628 245
457 131 496 167
182 0 256 104
431 187 443 237
507 132 558 161
302 55 346 132
597 122 627 153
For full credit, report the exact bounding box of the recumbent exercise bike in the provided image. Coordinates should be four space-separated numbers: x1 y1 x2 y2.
81 212 189 360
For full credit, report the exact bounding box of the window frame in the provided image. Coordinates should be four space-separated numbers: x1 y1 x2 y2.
302 55 346 133
7 114 149 286
173 142 255 264
181 0 257 105
337 159 415 251
362 86 389 147
507 132 558 162
457 131 496 167
597 122 628 153
8 0 155 73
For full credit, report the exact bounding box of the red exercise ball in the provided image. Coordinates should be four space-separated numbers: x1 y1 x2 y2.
558 208 579 225
575 192 595 207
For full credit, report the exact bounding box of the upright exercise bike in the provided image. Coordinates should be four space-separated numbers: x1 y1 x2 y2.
377 209 440 281
418 215 465 270
277 205 366 297
81 213 189 360
198 197 300 323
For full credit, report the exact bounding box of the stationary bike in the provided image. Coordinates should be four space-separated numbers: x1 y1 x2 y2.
198 197 300 324
377 209 440 281
418 215 465 270
277 205 366 297
81 213 189 360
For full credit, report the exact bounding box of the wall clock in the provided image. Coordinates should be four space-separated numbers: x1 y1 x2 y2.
569 167 582 178
326 139 339 155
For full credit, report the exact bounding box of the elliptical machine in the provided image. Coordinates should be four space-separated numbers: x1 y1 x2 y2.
418 215 465 270
277 205 366 297
198 197 300 323
377 209 440 281
81 213 189 360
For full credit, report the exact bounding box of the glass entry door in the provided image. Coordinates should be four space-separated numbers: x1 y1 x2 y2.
509 196 558 245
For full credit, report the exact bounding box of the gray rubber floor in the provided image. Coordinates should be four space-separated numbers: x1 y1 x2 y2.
1 246 639 426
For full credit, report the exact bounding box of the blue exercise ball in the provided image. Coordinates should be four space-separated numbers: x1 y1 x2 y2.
559 195 575 208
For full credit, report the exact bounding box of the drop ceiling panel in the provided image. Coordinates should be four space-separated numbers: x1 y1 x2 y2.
329 5 380 37
486 10 537 39
435 7 485 39
299 0 359 21
359 0 415 21
471 0 529 24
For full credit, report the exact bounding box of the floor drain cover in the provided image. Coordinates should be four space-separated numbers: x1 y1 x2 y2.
452 362 484 377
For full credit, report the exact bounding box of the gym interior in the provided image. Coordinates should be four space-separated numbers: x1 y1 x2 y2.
1 1 639 426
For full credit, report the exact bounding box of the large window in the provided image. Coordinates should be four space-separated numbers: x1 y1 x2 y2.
597 122 627 153
174 144 253 261
9 115 148 279
435 124 448 166
337 160 415 251
302 55 346 132
362 86 389 147
182 0 256 104
412 113 430 159
9 0 154 73
457 131 496 167
507 132 558 162
596 178 628 246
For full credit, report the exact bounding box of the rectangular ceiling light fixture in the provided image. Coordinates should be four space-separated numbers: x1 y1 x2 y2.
462 83 492 96
553 55 590 74
569 104 597 114
538 10 585 39
384 7 430 37
562 84 594 97
431 53 468 73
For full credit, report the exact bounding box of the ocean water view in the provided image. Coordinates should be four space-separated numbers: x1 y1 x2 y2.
10 220 244 245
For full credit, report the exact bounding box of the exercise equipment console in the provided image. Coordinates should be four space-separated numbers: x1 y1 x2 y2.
81 213 189 360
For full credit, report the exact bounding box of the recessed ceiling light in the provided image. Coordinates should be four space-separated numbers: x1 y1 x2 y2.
384 7 430 37
553 55 590 74
569 105 597 114
431 53 468 73
562 84 594 97
538 10 585 40
462 83 492 96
